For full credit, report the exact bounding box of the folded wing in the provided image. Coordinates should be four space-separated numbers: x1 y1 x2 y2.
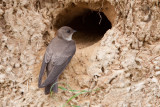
38 41 76 88
41 55 74 87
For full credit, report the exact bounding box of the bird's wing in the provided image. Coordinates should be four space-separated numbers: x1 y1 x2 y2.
38 39 56 88
38 56 47 88
38 40 76 88
40 54 74 87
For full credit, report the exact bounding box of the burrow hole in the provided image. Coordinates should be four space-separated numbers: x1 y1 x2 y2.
54 7 112 49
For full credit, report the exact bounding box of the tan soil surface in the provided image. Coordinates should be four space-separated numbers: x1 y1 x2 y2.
0 0 160 107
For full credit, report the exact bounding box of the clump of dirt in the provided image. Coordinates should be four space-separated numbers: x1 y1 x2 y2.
0 0 160 106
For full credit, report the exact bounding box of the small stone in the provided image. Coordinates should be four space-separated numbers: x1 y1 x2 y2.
0 9 4 15
0 74 6 83
125 73 131 78
151 77 158 83
15 63 20 68
20 0 29 6
155 71 160 76
6 66 12 72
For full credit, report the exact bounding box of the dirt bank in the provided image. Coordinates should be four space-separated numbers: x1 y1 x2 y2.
0 0 160 106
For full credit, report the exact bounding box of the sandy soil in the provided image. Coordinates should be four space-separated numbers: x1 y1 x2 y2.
0 0 160 107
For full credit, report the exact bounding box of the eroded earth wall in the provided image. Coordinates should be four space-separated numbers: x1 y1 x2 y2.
0 0 160 107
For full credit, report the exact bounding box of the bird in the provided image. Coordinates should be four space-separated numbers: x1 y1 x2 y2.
38 26 76 95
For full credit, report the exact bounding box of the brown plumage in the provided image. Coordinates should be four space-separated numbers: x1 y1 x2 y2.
38 26 76 94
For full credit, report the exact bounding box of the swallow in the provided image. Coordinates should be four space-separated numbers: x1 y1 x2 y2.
38 26 76 94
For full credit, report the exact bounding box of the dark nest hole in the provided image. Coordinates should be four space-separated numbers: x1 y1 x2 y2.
55 9 112 48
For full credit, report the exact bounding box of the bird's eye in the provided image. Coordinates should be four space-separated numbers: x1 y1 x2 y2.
67 30 70 33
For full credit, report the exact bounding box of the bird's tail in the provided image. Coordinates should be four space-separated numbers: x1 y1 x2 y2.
45 80 58 95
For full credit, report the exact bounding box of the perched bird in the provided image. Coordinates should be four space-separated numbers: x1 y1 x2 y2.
38 26 76 95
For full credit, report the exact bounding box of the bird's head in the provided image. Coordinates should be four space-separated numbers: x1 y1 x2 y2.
57 26 76 41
